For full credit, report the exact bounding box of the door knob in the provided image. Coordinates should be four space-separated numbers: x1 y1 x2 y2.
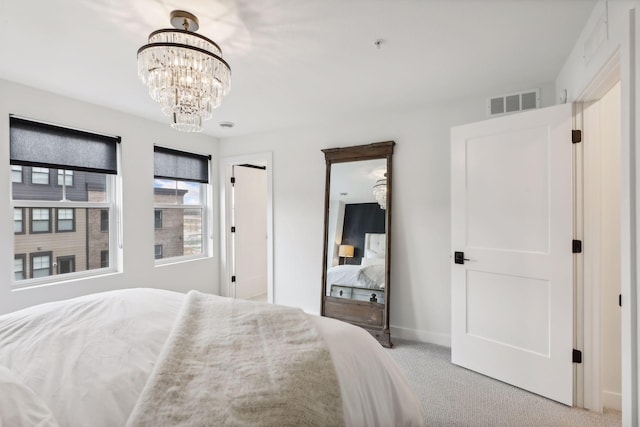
454 251 470 264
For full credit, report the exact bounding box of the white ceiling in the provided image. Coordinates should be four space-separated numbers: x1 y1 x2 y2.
330 158 387 204
0 0 596 138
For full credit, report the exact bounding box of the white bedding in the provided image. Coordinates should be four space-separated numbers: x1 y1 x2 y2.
0 288 423 427
326 264 385 289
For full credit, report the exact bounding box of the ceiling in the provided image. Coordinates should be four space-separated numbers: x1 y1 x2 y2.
330 158 386 204
0 0 596 138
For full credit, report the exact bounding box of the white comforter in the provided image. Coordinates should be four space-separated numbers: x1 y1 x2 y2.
0 288 423 427
326 264 385 289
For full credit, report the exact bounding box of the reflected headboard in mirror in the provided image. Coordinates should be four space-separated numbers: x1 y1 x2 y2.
320 141 394 347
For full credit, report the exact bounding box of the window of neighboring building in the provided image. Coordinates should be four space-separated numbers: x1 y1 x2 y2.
57 169 74 187
14 254 26 281
154 209 163 229
10 116 120 287
100 250 109 268
56 208 75 232
31 252 52 278
56 255 75 275
31 167 50 185
153 146 210 264
154 244 163 259
30 208 51 233
11 165 23 183
14 208 25 234
100 209 109 232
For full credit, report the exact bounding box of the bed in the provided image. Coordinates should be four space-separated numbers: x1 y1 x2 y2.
327 233 386 303
0 288 423 427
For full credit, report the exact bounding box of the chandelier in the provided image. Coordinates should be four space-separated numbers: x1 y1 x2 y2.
373 177 387 210
137 10 231 132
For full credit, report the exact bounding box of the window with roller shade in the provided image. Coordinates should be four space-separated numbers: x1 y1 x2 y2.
10 116 120 286
153 146 210 263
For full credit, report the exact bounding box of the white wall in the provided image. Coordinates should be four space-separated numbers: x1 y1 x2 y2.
0 79 220 314
217 83 554 346
556 1 639 425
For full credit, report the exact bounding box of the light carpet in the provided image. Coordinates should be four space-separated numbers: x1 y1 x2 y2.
387 340 621 427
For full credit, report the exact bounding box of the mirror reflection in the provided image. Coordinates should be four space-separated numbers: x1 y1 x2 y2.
325 159 387 304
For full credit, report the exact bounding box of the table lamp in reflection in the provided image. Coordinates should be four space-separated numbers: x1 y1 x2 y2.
338 244 354 265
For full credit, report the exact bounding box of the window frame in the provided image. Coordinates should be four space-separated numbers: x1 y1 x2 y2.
11 165 23 183
57 169 74 187
14 207 25 235
30 207 51 234
31 167 50 185
154 209 163 229
153 180 210 266
100 250 109 268
100 209 109 232
55 208 76 232
154 244 163 259
10 117 122 289
30 251 53 279
14 254 26 281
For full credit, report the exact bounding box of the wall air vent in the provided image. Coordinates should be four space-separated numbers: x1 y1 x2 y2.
487 89 540 117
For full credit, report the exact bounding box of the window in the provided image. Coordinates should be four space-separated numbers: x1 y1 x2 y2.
10 116 120 286
11 165 23 183
31 167 50 185
153 146 210 263
154 209 163 229
100 250 109 268
31 252 52 278
56 256 75 274
100 209 109 232
57 170 74 186
154 244 163 259
14 254 26 280
56 208 75 232
14 208 25 234
31 208 51 233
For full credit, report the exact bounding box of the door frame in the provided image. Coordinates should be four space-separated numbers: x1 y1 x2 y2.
219 152 274 303
574 49 622 412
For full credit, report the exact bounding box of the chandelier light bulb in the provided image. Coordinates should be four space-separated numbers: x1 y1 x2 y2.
137 10 231 132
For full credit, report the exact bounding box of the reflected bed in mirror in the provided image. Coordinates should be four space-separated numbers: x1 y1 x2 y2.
321 141 394 347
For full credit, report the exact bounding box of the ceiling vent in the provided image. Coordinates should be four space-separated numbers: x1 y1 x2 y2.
487 89 540 117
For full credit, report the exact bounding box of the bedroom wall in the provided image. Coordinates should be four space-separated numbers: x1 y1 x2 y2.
217 82 555 346
0 79 220 314
341 203 385 265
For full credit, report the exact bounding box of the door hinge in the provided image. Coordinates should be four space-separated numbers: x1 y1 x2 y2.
572 239 582 253
231 275 236 283
230 177 236 184
572 129 582 144
619 294 622 307
573 349 582 364
231 226 236 233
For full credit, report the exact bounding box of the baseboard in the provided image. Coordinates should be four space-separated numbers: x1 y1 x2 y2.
390 325 451 347
601 390 622 411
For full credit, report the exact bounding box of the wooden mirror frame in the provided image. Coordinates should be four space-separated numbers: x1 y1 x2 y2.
320 141 395 347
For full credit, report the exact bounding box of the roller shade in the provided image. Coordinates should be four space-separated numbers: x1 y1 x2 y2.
154 146 210 183
9 116 119 174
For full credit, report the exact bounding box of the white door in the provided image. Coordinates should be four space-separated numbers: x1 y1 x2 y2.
232 165 268 301
451 103 574 405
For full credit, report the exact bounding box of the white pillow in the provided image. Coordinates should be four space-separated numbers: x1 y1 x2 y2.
364 249 385 259
0 366 59 427
361 257 385 267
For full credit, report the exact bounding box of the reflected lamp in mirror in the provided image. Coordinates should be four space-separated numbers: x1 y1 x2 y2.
338 244 354 264
373 177 387 210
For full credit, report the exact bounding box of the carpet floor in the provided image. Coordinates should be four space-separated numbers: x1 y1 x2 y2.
387 339 621 427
